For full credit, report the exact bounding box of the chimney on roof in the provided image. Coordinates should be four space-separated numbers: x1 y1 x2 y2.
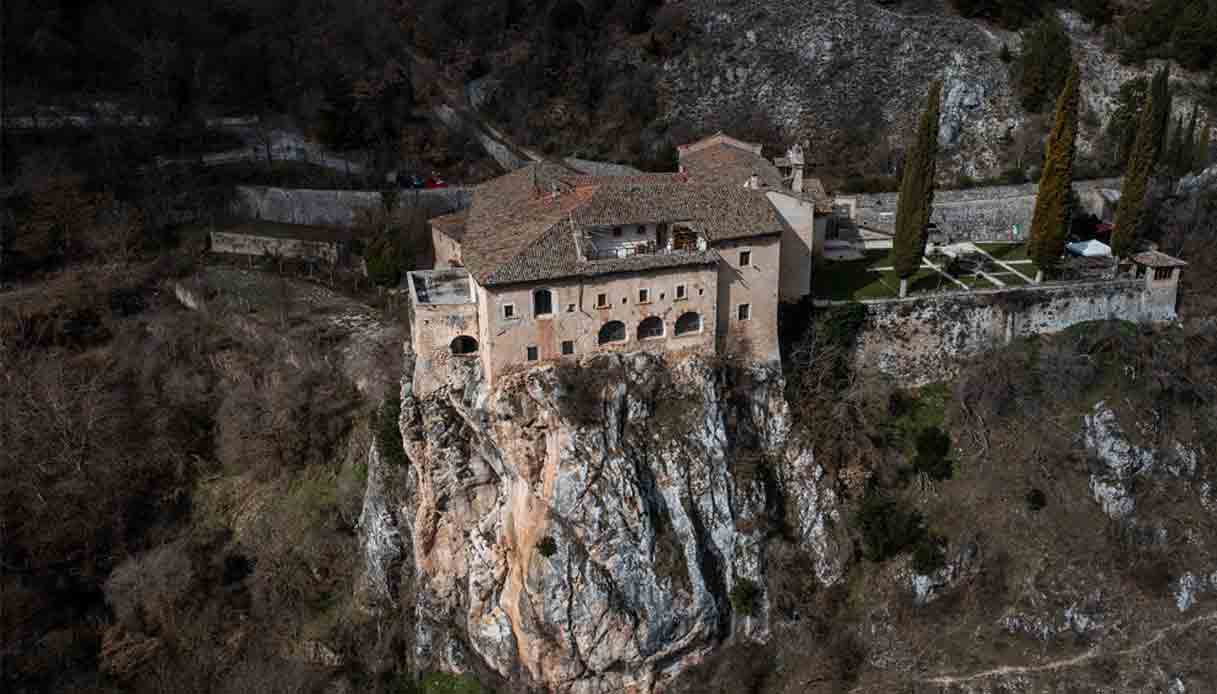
787 144 805 193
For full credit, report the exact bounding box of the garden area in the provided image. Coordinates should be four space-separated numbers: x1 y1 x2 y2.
813 242 1036 302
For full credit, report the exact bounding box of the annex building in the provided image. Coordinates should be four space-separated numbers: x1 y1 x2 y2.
407 133 828 395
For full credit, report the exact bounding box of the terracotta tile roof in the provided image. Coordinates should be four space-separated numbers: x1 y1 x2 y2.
1131 250 1188 268
458 161 784 287
429 210 468 242
679 142 786 190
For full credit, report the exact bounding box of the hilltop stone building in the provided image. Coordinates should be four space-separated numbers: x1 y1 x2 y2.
408 134 825 395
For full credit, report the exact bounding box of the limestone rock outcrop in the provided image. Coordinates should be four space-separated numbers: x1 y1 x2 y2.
396 353 846 692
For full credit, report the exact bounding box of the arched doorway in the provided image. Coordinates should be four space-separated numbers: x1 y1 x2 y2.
450 335 479 355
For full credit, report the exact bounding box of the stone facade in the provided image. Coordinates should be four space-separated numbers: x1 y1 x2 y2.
849 266 1182 385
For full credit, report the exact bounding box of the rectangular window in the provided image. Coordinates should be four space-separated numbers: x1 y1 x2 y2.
526 346 538 361
612 227 623 237
738 250 752 267
675 284 687 300
737 304 751 321
596 293 609 308
561 340 575 355
567 303 576 313
503 303 516 319
1154 268 1173 281
638 288 651 304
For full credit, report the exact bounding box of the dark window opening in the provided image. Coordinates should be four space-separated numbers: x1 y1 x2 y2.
450 335 479 355
1154 268 1174 281
739 250 751 266
503 303 515 319
675 312 702 336
526 346 539 361
596 293 608 308
534 289 553 316
561 340 575 355
598 320 626 344
738 304 751 321
638 316 664 340
675 284 687 300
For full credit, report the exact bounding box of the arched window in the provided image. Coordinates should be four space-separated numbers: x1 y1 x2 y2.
674 312 702 336
450 335 479 355
598 320 626 345
637 316 664 340
533 288 553 317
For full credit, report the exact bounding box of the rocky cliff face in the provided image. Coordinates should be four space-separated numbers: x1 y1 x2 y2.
394 352 846 692
660 2 1202 179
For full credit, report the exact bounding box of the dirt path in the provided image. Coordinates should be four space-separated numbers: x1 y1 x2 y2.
919 610 1217 687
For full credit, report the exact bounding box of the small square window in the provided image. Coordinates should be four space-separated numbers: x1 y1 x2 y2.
596 293 608 308
567 303 576 312
739 250 752 266
639 288 651 304
737 304 751 321
561 340 575 355
503 303 516 319
675 284 687 300
526 346 538 361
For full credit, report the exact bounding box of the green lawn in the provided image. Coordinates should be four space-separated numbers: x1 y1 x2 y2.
815 253 945 301
978 243 1029 261
955 274 996 289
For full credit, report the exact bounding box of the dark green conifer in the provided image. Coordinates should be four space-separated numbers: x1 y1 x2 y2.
1028 63 1080 274
1113 93 1157 258
1149 65 1173 165
892 81 943 293
1183 104 1199 173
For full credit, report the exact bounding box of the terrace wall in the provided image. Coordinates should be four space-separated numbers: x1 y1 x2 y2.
845 178 1120 242
232 186 474 228
847 277 1177 385
210 230 341 264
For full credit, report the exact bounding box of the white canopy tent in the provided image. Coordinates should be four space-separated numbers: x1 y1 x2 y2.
1066 239 1112 257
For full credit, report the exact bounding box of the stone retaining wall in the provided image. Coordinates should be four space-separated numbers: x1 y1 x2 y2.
210 230 342 264
848 277 1175 384
232 186 474 227
845 178 1121 243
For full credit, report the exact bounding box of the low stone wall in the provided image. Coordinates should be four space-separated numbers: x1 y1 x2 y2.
849 278 1174 384
847 178 1121 242
232 186 474 227
210 230 341 264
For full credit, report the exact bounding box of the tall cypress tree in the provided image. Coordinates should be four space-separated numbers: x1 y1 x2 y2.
1149 65 1172 166
1183 104 1199 173
1028 63 1080 275
1167 114 1187 176
892 80 943 296
1113 93 1157 258
1198 121 1211 171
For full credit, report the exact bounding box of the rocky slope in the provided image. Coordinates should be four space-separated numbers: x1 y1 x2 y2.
658 1 1203 179
393 352 846 692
